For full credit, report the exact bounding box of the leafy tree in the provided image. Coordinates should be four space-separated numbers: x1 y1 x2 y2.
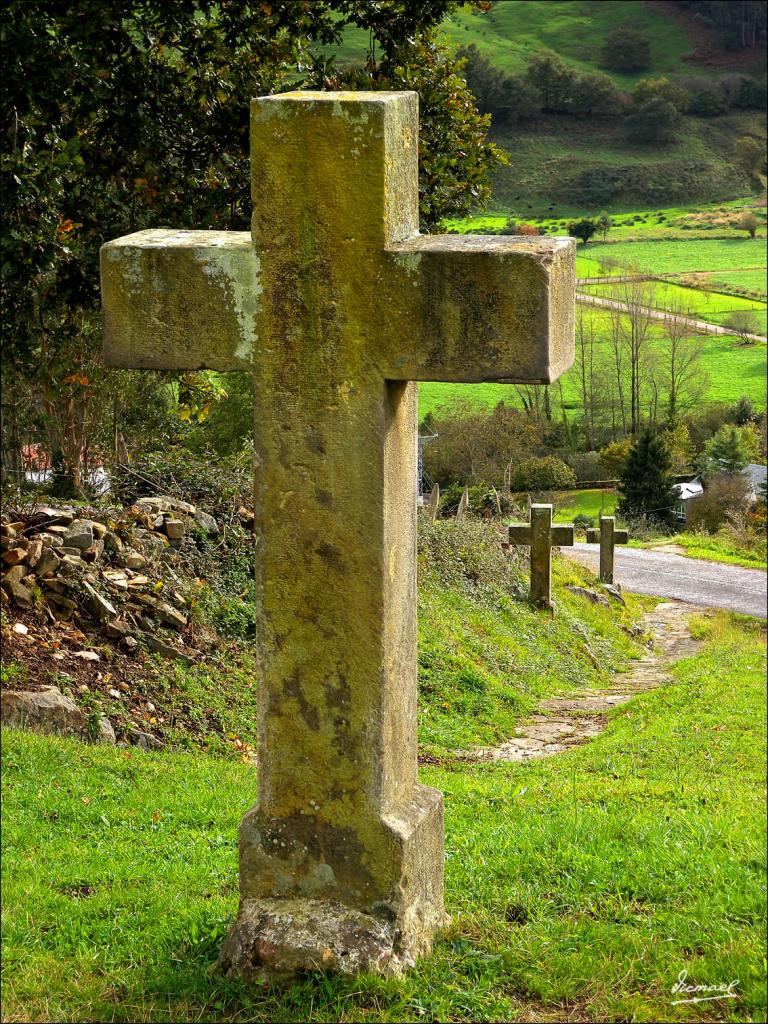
617 428 678 527
2 0 502 488
597 211 612 241
600 26 651 72
698 425 750 477
731 395 758 425
600 437 634 477
632 76 689 112
458 44 541 124
662 420 695 473
736 211 760 238
624 97 681 145
526 50 575 112
507 455 576 493
734 135 767 179
563 70 621 117
567 218 598 245
687 473 751 533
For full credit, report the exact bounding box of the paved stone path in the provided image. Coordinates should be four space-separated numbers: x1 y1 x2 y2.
459 602 699 763
577 290 767 343
567 543 767 618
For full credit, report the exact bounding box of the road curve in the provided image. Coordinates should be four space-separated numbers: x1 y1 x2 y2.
566 543 767 618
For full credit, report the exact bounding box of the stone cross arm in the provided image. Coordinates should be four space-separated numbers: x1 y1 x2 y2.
508 503 574 609
102 92 574 385
508 521 575 546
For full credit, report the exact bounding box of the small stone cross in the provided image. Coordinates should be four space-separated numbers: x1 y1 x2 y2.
508 503 574 609
101 91 574 978
586 515 628 584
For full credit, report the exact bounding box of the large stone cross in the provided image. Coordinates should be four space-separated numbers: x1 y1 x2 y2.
508 503 574 609
101 91 574 978
586 515 628 584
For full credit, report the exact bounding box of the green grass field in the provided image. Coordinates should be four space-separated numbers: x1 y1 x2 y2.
583 279 768 335
552 488 617 523
3 610 765 1022
586 237 767 275
707 269 768 300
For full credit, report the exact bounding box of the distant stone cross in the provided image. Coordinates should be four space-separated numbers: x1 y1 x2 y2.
508 503 574 609
101 92 574 978
586 515 628 584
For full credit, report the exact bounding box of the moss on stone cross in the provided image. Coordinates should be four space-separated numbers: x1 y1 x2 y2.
586 515 629 584
508 503 575 609
100 91 575 978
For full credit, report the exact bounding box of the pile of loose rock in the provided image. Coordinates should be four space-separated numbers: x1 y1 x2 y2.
1 496 224 640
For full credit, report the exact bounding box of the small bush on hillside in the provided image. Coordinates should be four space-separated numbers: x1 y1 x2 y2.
624 97 681 145
687 473 752 533
508 456 576 493
568 450 606 483
600 26 651 72
573 513 595 531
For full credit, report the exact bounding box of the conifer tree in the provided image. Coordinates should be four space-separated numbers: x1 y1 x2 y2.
617 428 678 527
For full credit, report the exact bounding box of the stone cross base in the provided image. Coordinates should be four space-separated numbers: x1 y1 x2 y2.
218 785 446 978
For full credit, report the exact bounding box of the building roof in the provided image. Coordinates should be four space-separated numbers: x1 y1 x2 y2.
673 477 704 501
743 464 767 491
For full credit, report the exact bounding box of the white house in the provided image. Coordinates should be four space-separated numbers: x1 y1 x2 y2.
743 463 767 503
672 476 704 524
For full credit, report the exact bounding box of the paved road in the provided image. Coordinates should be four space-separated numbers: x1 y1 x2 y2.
577 291 767 344
566 543 767 618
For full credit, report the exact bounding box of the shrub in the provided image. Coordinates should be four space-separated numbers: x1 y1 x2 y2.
508 456 576 492
567 217 599 245
687 473 752 533
736 211 759 238
599 437 633 478
600 26 651 72
573 513 595 531
517 223 540 235
624 97 681 145
568 450 606 483
632 76 689 112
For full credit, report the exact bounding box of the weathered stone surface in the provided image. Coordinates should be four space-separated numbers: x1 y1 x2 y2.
141 632 194 663
101 90 575 979
164 519 185 539
3 565 29 585
64 520 94 549
585 516 629 585
3 580 32 605
128 729 166 750
2 548 27 566
82 580 117 621
219 897 430 980
155 603 187 629
566 585 610 607
37 548 61 576
195 510 219 535
25 539 44 567
509 504 574 609
1 686 115 744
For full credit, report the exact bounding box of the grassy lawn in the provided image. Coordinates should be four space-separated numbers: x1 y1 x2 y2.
637 533 768 571
551 487 617 523
3 610 765 1023
583 280 767 335
586 237 767 276
706 269 768 300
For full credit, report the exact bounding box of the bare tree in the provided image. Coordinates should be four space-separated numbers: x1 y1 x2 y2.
658 304 708 420
724 309 761 345
576 310 597 448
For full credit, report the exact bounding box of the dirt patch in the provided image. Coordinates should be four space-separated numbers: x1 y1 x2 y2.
459 602 701 763
648 0 765 69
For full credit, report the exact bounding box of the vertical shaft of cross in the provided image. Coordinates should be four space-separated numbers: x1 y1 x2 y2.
586 516 629 584
530 504 554 608
508 503 574 609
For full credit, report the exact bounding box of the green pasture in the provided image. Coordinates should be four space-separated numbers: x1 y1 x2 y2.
706 269 768 300
583 280 768 335
586 237 767 275
419 302 767 418
552 488 617 523
328 0 696 88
